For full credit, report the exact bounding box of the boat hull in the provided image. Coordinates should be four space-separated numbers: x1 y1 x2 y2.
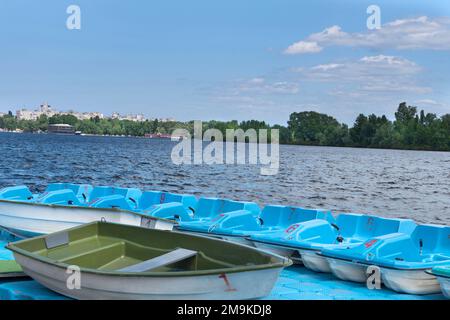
327 258 368 282
219 235 254 246
13 252 283 300
435 276 450 298
0 200 174 237
299 250 331 273
381 267 441 295
252 242 301 263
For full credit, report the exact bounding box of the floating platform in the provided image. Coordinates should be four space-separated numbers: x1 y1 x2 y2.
0 266 444 300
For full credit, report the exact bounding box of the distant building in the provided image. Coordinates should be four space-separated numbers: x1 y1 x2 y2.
11 102 175 124
48 124 75 135
159 117 176 122
16 109 38 120
88 112 105 120
110 112 146 122
111 112 120 120
16 103 56 120
63 111 105 120
146 117 176 123
39 103 53 114
15 103 104 121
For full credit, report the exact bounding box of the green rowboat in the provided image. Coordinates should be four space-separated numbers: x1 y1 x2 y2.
7 221 292 300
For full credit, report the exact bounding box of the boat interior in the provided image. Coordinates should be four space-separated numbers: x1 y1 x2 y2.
332 214 417 242
178 204 335 235
249 213 418 248
11 222 279 273
320 224 450 269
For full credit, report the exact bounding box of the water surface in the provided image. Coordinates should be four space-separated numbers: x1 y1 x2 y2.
1 132 449 224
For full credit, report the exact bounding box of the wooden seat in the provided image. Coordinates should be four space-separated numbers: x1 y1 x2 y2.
118 248 197 272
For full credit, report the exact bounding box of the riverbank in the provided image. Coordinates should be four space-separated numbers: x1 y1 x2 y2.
2 102 450 151
2 130 450 154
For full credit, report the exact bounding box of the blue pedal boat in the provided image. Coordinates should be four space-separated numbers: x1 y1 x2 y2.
135 191 198 220
177 204 334 247
249 214 417 271
84 186 197 218
0 184 181 237
175 197 261 243
85 185 142 210
320 224 450 294
43 183 94 205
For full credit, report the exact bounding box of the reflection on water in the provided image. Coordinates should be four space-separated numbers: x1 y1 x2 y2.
1 133 449 224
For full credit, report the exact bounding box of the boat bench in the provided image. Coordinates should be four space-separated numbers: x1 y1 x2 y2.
118 248 197 273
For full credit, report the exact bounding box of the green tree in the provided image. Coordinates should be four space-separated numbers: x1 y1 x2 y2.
288 111 346 145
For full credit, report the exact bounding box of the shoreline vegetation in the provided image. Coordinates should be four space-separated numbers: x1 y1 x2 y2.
1 102 450 151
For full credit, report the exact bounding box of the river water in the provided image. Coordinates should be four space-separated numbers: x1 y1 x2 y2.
1 132 449 224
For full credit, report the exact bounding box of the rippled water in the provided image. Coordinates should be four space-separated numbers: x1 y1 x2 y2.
1 132 449 224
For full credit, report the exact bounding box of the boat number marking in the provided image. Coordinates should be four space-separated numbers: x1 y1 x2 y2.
219 273 236 292
285 224 299 234
364 239 378 248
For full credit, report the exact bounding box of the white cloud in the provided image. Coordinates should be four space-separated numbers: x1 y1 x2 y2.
414 99 450 110
285 16 450 54
249 77 265 84
416 99 439 105
311 63 344 71
360 84 432 94
284 41 322 54
295 55 431 94
236 78 300 94
359 55 416 66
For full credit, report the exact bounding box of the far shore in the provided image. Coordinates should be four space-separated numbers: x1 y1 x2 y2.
1 130 450 154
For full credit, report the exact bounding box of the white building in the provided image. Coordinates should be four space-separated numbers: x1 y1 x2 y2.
64 111 105 120
16 103 56 120
111 112 120 120
16 109 39 120
12 103 173 123
159 117 176 122
110 112 146 122
15 103 105 121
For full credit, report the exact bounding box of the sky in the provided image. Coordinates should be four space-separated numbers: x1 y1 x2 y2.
0 0 449 125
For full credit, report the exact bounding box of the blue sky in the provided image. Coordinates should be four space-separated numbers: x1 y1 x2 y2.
0 0 449 125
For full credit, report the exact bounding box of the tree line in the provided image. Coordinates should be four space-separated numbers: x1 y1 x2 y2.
286 102 450 151
1 102 450 151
